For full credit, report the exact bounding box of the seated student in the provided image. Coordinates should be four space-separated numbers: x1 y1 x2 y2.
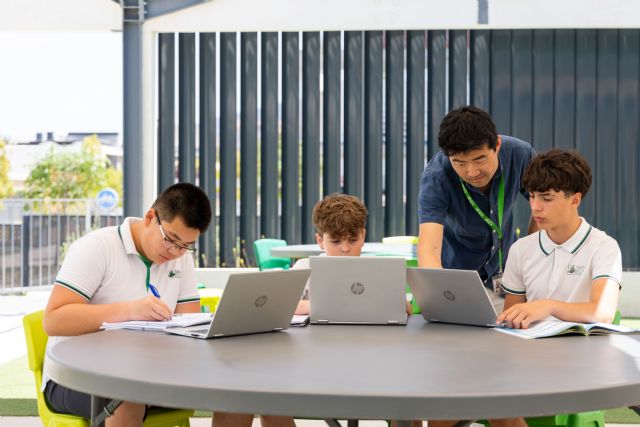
293 193 368 315
42 183 212 426
214 193 368 427
431 149 622 427
497 148 621 329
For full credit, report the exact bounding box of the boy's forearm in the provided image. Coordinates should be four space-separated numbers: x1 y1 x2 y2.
44 301 134 336
546 300 616 324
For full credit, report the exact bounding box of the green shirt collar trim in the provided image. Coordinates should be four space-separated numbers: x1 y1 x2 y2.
539 217 591 255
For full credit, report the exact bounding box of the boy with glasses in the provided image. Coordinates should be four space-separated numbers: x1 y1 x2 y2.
42 182 211 426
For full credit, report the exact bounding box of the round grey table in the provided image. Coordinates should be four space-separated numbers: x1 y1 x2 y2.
271 243 416 259
46 317 640 422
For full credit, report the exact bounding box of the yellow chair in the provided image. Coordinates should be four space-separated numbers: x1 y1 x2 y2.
23 310 193 427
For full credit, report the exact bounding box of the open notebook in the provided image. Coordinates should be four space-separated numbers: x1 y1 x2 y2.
101 313 212 331
495 320 639 339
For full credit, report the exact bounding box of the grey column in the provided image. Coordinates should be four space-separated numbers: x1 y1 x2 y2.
123 17 144 216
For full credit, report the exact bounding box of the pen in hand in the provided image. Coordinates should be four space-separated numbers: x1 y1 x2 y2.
148 283 161 298
148 283 172 320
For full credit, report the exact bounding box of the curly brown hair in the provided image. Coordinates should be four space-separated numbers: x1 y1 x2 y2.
523 149 592 197
312 193 368 239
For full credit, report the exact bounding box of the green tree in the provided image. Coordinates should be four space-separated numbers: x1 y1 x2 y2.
0 139 13 198
24 134 122 200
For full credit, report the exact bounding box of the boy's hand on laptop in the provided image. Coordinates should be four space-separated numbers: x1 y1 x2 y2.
129 295 172 321
497 301 551 329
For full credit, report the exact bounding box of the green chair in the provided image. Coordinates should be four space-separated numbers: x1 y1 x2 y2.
23 310 193 427
253 238 291 270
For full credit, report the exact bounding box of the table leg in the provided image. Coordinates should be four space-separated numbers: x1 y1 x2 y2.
90 395 108 427
90 396 123 427
347 420 359 427
324 419 343 427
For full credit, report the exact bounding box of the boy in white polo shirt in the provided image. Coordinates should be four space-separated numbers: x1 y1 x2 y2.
490 149 621 427
42 183 212 426
497 149 622 329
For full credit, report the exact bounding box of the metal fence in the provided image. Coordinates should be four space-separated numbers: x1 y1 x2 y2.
0 199 122 294
156 29 640 269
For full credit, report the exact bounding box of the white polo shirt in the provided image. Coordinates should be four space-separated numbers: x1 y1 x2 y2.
42 217 200 389
502 218 622 303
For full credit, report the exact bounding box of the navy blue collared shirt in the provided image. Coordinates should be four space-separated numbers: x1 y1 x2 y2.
418 136 535 283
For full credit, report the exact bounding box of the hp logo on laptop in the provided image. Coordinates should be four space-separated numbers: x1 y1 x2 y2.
350 282 365 295
443 290 456 301
254 295 268 307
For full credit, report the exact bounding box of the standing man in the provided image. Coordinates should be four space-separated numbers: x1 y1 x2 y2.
417 106 536 310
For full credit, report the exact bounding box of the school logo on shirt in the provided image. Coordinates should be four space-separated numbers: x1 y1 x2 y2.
168 270 182 278
567 265 585 275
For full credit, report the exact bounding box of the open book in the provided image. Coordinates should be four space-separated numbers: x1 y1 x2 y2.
102 313 213 331
495 320 639 339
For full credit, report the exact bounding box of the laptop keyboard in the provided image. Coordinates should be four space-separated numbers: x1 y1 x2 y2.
190 328 209 334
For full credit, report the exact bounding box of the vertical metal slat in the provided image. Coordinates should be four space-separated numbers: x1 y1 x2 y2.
178 33 196 183
384 30 405 236
364 31 384 242
198 32 217 267
302 32 321 243
406 30 426 236
158 33 176 192
427 30 447 160
260 32 279 238
344 31 365 199
281 32 300 244
323 31 342 196
219 32 237 266
240 32 258 263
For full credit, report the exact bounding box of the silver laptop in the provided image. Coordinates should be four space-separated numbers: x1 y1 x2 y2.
407 268 500 327
309 256 407 325
166 269 310 339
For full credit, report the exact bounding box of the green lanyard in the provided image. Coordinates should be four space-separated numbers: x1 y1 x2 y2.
459 175 505 273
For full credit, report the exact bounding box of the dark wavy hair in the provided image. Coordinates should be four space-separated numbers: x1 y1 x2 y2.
523 149 592 197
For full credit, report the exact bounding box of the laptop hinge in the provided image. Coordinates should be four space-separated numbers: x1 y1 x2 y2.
315 319 329 324
273 327 284 331
387 320 400 325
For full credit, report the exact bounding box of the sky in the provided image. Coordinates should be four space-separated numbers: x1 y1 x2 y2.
0 31 122 142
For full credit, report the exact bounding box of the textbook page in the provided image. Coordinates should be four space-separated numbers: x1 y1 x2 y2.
102 313 213 331
494 320 638 339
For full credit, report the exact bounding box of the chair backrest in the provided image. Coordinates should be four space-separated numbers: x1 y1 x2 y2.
23 310 47 374
253 239 291 270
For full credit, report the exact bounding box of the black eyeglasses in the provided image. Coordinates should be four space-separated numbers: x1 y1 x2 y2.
156 215 197 253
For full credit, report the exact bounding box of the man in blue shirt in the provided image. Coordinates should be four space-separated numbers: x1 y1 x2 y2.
417 106 537 310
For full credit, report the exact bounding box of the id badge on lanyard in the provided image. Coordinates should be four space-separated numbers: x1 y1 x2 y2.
460 175 505 295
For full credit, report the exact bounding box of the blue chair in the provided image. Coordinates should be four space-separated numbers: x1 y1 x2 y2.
253 238 291 270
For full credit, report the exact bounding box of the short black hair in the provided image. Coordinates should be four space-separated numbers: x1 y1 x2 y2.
151 183 212 233
438 106 498 156
523 149 592 198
